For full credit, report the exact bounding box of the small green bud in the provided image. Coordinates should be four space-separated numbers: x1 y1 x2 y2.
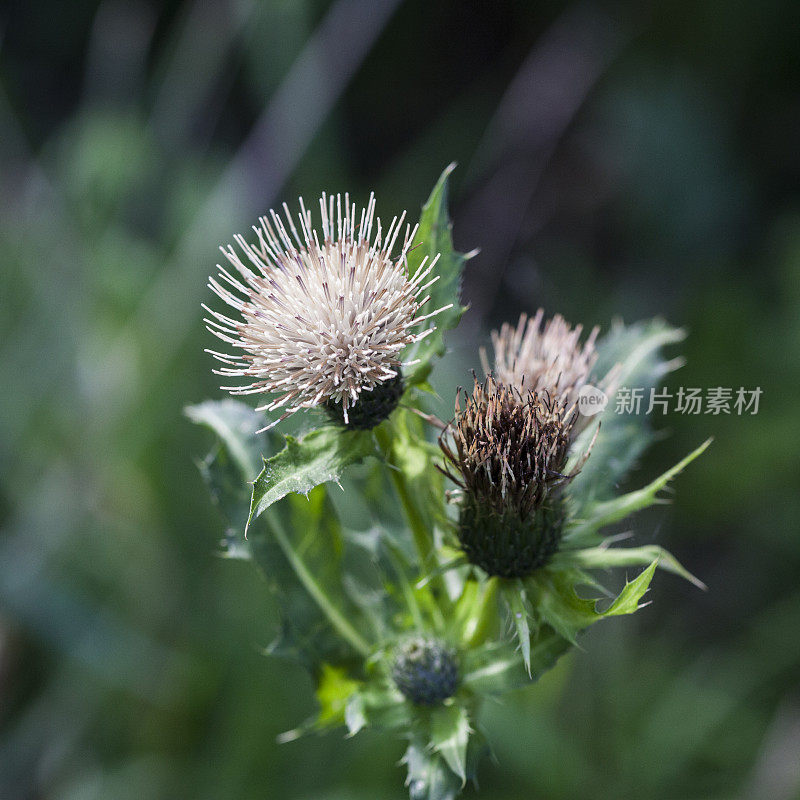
325 371 404 430
392 637 459 706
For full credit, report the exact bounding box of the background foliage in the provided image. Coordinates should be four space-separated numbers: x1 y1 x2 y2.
1 0 799 798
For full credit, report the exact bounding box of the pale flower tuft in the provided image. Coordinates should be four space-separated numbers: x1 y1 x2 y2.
485 310 596 403
204 193 447 428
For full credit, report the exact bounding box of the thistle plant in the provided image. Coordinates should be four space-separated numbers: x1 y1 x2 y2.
187 165 709 799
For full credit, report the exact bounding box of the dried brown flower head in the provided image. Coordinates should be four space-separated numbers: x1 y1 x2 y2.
439 376 589 577
440 376 577 517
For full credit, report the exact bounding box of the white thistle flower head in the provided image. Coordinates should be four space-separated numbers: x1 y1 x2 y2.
204 193 446 429
483 309 611 409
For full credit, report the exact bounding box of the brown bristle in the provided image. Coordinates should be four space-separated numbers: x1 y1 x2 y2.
439 376 578 517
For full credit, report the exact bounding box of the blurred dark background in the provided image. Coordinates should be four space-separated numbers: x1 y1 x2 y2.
1 0 799 798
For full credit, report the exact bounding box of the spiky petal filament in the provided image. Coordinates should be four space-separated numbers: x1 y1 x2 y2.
205 193 446 428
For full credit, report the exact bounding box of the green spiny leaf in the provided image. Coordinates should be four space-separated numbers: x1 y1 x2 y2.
568 319 687 509
249 487 372 661
189 402 375 664
460 627 571 694
404 164 469 387
185 398 267 479
552 544 706 589
247 425 376 532
502 581 532 675
530 562 658 645
186 400 270 557
403 738 462 800
187 401 374 675
197 447 251 543
430 704 471 785
566 438 712 546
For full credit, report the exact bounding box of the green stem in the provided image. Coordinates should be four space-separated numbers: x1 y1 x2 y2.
462 577 499 649
374 425 450 623
391 469 434 564
385 540 426 631
270 517 371 657
419 581 448 633
374 426 432 562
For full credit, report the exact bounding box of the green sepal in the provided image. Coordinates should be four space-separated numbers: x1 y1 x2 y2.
277 662 362 743
404 164 469 387
247 425 376 533
345 685 412 736
403 737 462 800
403 725 488 800
315 663 361 728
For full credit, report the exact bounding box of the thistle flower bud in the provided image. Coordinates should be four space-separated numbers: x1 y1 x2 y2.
205 193 445 430
486 309 600 406
485 310 621 441
440 377 582 577
392 637 459 706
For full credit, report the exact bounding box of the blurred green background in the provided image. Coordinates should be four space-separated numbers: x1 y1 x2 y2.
1 0 799 798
